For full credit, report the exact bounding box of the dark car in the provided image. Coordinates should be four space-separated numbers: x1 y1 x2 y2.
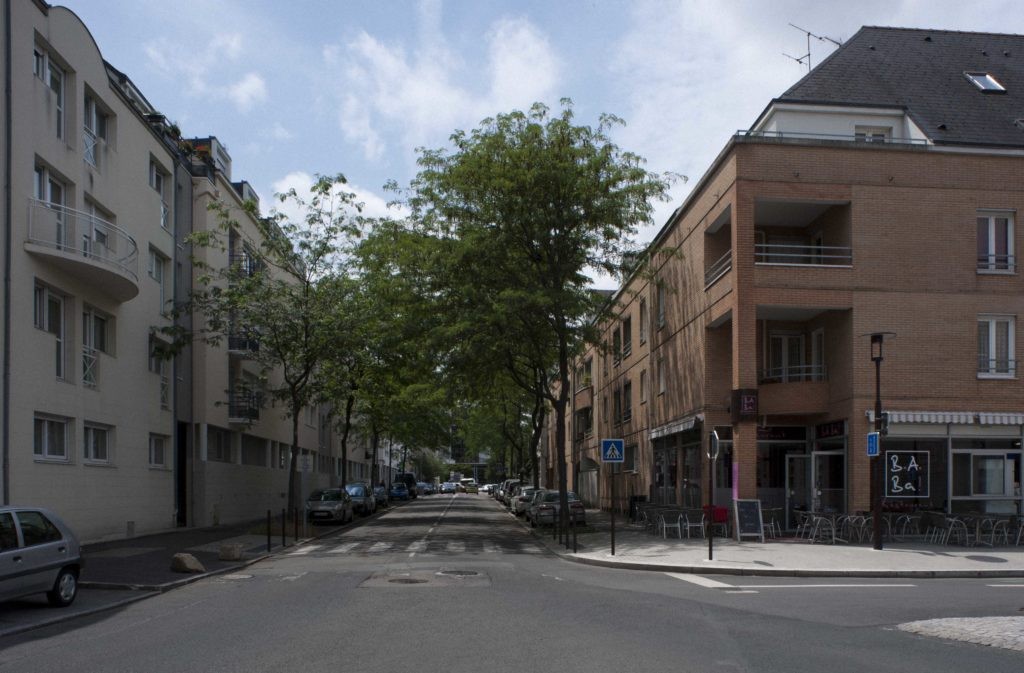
0 506 82 607
396 473 418 498
389 482 410 501
345 483 376 516
373 485 389 508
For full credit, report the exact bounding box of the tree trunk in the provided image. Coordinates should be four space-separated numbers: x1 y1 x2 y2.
556 333 570 542
339 393 355 485
288 411 301 515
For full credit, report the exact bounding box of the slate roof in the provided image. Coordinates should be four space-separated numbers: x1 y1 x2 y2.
772 26 1024 148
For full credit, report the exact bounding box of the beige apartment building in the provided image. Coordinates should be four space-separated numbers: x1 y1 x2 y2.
558 27 1024 528
1 2 375 541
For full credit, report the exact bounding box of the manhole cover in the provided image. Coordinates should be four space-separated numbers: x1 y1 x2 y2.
437 570 479 577
388 578 429 584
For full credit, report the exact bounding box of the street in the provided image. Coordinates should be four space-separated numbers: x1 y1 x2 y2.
1 494 1022 671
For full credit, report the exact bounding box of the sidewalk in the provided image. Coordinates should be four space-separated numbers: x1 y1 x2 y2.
530 509 1024 578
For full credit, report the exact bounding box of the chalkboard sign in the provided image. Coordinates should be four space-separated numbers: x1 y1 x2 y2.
885 450 929 498
733 499 764 542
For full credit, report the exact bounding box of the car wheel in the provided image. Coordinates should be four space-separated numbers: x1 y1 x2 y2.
47 567 78 607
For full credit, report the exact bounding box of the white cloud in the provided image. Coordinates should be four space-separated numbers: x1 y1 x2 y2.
270 171 402 226
269 123 293 141
228 73 268 112
325 13 561 164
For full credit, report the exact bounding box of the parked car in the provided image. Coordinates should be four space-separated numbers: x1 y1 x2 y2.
372 485 389 508
0 507 82 607
499 479 521 505
396 473 419 498
464 482 479 494
441 482 457 494
417 482 435 496
528 490 585 527
512 486 542 516
389 482 410 501
345 482 376 516
480 484 494 494
306 488 354 524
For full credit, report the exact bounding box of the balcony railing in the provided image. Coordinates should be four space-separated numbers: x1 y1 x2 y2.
755 244 852 267
83 127 100 168
229 251 259 277
228 333 260 355
704 249 732 288
27 199 139 282
736 129 929 146
977 254 1015 272
228 390 262 422
759 364 827 383
82 346 98 388
978 357 1016 377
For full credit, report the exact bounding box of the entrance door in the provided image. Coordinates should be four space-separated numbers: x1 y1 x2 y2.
785 455 810 529
812 452 845 513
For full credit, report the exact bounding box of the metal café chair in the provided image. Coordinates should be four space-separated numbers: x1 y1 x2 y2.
658 511 682 539
682 510 705 539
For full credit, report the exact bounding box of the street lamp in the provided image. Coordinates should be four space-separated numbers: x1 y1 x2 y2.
867 332 896 551
707 430 720 561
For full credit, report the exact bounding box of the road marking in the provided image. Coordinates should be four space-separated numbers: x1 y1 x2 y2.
483 541 500 554
288 544 323 556
368 542 392 553
986 584 1024 587
407 540 427 553
665 573 734 588
327 542 359 554
735 584 916 589
447 541 466 553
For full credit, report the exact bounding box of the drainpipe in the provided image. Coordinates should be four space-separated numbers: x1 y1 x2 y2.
3 0 13 504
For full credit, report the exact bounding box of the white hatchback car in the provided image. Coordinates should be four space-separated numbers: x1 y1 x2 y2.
0 506 83 607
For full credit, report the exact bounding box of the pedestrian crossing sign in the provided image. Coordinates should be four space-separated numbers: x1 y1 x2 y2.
601 438 625 463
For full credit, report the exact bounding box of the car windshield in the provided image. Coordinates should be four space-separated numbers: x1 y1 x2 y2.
345 485 365 496
309 490 343 502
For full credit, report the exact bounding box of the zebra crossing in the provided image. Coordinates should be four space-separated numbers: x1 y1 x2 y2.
287 538 542 557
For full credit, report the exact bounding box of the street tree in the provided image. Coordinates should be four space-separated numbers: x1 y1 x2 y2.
403 100 671 534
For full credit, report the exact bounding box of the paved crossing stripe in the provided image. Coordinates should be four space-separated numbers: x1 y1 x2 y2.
288 544 323 556
446 541 465 553
665 573 733 588
328 542 359 554
407 540 427 553
368 542 392 553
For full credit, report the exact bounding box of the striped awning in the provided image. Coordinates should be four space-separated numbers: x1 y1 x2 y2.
866 410 975 424
650 413 703 440
978 412 1024 425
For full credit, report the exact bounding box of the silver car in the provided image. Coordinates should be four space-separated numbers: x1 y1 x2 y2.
0 506 82 607
305 488 354 524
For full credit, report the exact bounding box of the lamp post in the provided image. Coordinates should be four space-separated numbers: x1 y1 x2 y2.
868 332 895 551
708 430 720 561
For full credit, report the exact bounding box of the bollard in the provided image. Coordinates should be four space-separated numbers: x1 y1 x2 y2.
571 513 577 553
266 510 271 553
293 509 298 544
281 509 286 548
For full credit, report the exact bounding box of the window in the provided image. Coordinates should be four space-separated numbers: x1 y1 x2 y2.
83 94 108 168
150 161 170 230
602 394 608 423
622 380 632 421
622 316 632 357
33 415 69 460
0 513 17 550
613 388 621 424
17 511 63 546
82 308 110 388
149 434 168 468
978 315 1015 377
977 211 1014 272
638 299 648 344
41 53 65 139
83 424 110 462
83 201 115 259
657 356 665 394
656 285 666 328
965 72 1006 93
640 369 647 403
624 444 637 472
149 337 170 409
854 125 891 142
207 427 232 463
811 329 825 382
148 248 169 309
32 48 44 78
34 284 65 379
33 166 68 248
767 333 806 382
612 328 621 365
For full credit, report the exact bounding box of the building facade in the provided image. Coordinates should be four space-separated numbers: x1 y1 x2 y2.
558 27 1024 527
1 1 377 541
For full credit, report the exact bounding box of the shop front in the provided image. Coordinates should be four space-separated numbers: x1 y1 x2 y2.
649 415 702 507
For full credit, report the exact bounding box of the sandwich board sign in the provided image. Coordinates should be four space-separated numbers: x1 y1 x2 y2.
600 438 624 463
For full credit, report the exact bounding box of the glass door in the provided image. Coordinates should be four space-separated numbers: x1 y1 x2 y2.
812 451 845 513
785 454 810 530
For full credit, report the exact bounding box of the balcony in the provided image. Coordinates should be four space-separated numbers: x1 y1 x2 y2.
26 199 139 302
705 249 732 288
229 251 259 277
228 390 261 423
759 363 827 384
755 243 852 267
228 332 260 357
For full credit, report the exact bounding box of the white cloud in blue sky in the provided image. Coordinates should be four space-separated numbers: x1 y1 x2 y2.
64 0 1024 285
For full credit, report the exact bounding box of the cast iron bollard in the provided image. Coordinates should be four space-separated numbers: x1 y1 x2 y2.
293 509 298 544
281 509 286 548
266 510 271 553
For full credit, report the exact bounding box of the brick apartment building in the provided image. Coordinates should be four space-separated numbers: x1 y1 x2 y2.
554 27 1024 528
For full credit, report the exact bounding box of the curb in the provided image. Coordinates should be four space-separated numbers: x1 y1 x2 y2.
0 591 158 639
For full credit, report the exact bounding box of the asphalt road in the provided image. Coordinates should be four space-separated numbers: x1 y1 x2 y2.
0 494 1022 671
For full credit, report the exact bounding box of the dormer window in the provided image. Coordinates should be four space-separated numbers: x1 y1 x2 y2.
965 72 1006 92
855 126 890 142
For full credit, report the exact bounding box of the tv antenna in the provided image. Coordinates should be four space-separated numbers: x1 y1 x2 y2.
785 23 843 72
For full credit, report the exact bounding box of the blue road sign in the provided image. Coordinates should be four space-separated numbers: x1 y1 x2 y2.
867 431 879 457
601 438 625 463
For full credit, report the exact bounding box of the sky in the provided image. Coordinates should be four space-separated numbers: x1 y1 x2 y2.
63 0 1024 287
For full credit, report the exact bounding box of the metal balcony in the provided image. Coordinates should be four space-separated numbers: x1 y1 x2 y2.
704 249 732 288
227 333 260 356
228 390 261 423
26 199 139 301
759 364 827 384
755 243 852 267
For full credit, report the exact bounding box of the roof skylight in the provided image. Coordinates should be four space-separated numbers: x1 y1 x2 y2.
965 72 1006 92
